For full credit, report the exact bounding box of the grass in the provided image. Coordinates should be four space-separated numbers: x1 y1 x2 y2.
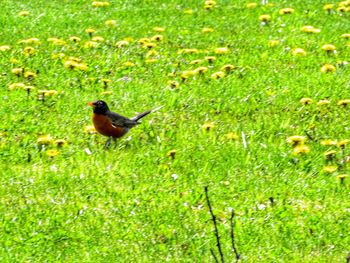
1 0 350 261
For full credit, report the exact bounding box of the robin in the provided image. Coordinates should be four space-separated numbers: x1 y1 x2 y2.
88 100 159 148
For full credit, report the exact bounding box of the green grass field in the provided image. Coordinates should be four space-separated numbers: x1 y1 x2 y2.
1 0 350 261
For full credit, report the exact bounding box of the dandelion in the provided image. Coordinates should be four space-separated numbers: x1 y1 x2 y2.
184 9 193 14
317 99 331 106
115 40 129 48
300 98 312 105
37 135 53 145
0 45 11 52
167 150 177 159
323 166 337 173
38 90 58 97
301 25 321 33
338 99 350 107
202 122 215 131
279 8 295 15
215 47 229 55
8 83 25 90
338 139 350 149
293 145 310 155
320 139 337 146
268 40 280 47
69 36 81 43
101 91 113 95
18 38 41 45
85 125 96 134
24 71 37 80
153 27 165 32
23 46 36 55
246 3 258 9
211 71 225 79
225 132 239 140
287 135 306 146
193 66 208 74
320 64 336 73
92 1 110 7
190 59 203 65
321 44 336 54
178 48 199 55
221 64 235 72
341 33 350 39
85 28 96 36
105 20 117 27
204 56 216 63
259 14 271 22
92 36 104 42
202 27 214 33
324 150 337 161
145 58 157 63
180 70 195 81
18 11 30 16
151 35 163 42
292 48 306 56
323 4 334 11
46 149 59 157
167 80 179 88
123 61 135 67
11 68 24 76
54 139 67 147
47 38 66 46
84 41 99 48
336 174 348 184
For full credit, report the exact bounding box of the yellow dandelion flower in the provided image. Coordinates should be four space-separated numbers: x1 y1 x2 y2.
338 139 350 148
202 27 214 33
167 150 177 159
101 78 112 84
215 47 229 54
323 4 334 11
225 132 239 140
151 35 163 42
300 98 313 105
85 125 97 134
324 150 337 159
211 71 225 79
205 0 216 6
0 45 11 52
145 58 157 63
92 36 104 42
18 11 30 16
123 61 135 67
105 20 117 26
323 166 337 173
38 90 58 97
202 122 215 131
180 70 195 80
101 91 113 95
279 8 295 15
37 135 53 145
287 135 306 146
115 40 129 48
246 3 258 9
85 28 96 35
23 86 35 91
46 149 59 157
8 83 25 90
23 46 36 55
11 68 24 76
321 44 336 52
190 59 203 65
205 56 216 63
317 99 331 106
18 38 41 45
75 63 88 71
184 9 193 14
143 42 156 49
193 66 208 75
24 71 37 79
292 48 306 56
221 64 235 72
84 41 99 48
336 174 349 182
259 14 271 22
92 1 110 7
268 40 280 47
301 25 321 33
178 48 199 55
320 139 337 146
69 36 81 43
338 99 350 107
341 33 350 39
153 27 165 32
54 139 67 147
320 64 336 73
167 80 179 88
293 145 310 155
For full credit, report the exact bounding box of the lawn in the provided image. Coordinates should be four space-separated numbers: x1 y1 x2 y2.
0 0 350 262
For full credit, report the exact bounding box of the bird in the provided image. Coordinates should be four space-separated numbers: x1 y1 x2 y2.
88 100 160 148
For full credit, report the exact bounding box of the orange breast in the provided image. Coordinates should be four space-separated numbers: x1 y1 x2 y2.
92 114 128 138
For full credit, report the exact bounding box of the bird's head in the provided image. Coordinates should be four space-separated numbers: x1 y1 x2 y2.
88 100 110 114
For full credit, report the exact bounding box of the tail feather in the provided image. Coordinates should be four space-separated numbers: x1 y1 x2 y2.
131 105 164 122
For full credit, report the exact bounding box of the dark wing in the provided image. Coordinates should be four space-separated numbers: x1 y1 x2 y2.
106 111 138 128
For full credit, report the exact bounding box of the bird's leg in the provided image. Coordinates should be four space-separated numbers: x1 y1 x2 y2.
104 137 112 149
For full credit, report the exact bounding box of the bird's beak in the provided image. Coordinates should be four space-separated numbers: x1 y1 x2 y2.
87 102 94 107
